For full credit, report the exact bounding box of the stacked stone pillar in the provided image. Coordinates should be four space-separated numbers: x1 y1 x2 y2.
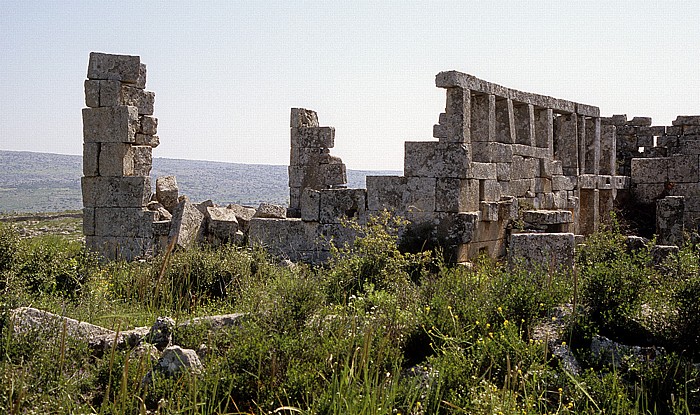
82 53 159 260
288 108 347 217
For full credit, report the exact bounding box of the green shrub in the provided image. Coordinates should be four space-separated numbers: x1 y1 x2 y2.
0 223 19 273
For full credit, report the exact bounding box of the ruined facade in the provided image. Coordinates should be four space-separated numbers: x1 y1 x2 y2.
81 53 697 264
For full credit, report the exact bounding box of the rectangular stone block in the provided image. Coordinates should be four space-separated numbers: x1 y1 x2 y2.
366 176 407 212
578 174 597 189
290 108 319 128
320 163 347 186
633 183 666 203
469 162 497 180
291 127 335 148
88 52 141 83
404 141 471 178
83 143 100 177
540 159 563 178
678 139 700 155
480 179 501 202
495 98 516 144
83 207 95 236
84 80 100 107
435 178 479 212
480 201 499 222
534 178 552 193
300 188 321 222
81 176 152 208
510 178 535 196
511 156 540 180
470 93 495 142
511 144 548 159
290 147 322 166
552 175 576 191
319 188 367 224
597 175 613 190
437 87 470 143
132 145 152 176
94 207 155 237
86 235 154 261
288 166 304 188
98 143 133 176
637 135 654 148
248 218 324 255
83 106 138 143
673 116 700 126
522 210 573 225
435 212 479 246
139 116 158 135
169 199 206 248
508 232 575 270
134 134 160 148
668 154 699 182
289 186 301 212
496 163 511 181
156 176 178 212
631 158 669 183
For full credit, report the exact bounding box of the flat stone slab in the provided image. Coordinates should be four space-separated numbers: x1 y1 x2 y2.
508 232 575 271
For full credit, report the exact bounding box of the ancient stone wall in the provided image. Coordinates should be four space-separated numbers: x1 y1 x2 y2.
607 114 700 230
87 52 700 265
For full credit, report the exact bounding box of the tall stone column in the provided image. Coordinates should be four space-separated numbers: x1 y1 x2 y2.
82 52 159 260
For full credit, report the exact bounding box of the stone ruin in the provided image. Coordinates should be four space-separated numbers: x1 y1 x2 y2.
80 52 695 266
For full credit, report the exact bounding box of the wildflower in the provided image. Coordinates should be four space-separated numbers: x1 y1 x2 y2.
551 316 557 321
425 306 430 313
504 319 509 326
486 323 491 329
476 320 480 325
489 332 494 338
558 387 563 394
497 306 502 313
561 341 567 346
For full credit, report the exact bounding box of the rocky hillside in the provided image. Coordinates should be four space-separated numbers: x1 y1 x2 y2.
0 150 398 213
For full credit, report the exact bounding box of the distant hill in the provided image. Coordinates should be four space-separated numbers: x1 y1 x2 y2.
0 150 400 213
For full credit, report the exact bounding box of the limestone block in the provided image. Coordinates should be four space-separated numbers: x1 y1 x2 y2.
469 162 497 180
83 143 100 177
169 199 206 248
404 141 471 178
131 146 152 176
156 176 179 213
511 156 539 179
597 175 613 190
84 80 100 107
677 138 700 155
613 176 630 189
576 103 600 118
637 136 654 148
668 155 699 182
435 212 479 245
551 175 576 192
98 143 133 176
553 191 568 209
255 202 287 219
288 166 304 188
86 235 154 261
480 201 499 222
437 87 470 143
499 197 519 221
82 176 151 208
248 218 324 257
627 117 652 126
540 160 563 178
301 189 321 222
496 163 512 181
510 178 535 196
139 116 158 135
534 178 552 193
83 207 95 236
435 178 479 212
480 179 501 202
290 147 322 166
320 163 347 187
656 196 685 246
495 98 516 144
672 116 700 126
291 127 335 148
512 144 548 159
683 126 700 135
319 189 367 224
120 86 155 115
470 93 495 142
206 206 240 242
134 134 160 148
94 207 156 237
147 201 172 221
472 142 513 163
498 181 511 197
366 176 407 212
508 233 575 270
319 223 359 250
289 187 301 214
514 103 535 146
83 106 138 143
633 183 665 203
631 158 669 183
290 108 319 128
522 210 573 225
226 204 257 230
578 174 597 189
87 52 141 83
539 192 556 210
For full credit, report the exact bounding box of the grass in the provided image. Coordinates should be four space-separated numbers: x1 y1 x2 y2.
0 212 699 414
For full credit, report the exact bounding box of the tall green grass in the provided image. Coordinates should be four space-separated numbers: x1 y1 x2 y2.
0 217 698 414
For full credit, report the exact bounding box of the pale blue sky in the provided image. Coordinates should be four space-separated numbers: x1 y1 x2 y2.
1 1 698 170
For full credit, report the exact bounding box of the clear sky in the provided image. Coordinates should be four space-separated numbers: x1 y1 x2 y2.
1 1 698 171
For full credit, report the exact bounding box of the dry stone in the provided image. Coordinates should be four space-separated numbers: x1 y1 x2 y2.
169 198 205 249
206 206 240 242
255 202 287 219
81 176 151 208
82 106 138 143
87 52 142 83
227 204 257 230
508 233 575 271
319 189 367 224
156 176 179 213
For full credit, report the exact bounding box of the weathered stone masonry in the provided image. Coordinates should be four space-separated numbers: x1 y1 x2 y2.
81 52 698 264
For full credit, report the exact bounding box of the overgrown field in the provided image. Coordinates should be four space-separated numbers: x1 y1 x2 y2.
0 213 699 414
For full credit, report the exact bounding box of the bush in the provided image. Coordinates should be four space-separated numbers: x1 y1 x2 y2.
0 223 19 273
